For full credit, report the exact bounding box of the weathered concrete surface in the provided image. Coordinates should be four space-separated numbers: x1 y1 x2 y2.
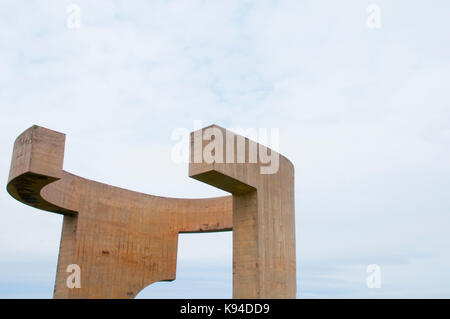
189 125 296 298
7 125 296 299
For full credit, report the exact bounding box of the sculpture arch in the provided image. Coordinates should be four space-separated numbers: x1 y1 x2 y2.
7 124 295 298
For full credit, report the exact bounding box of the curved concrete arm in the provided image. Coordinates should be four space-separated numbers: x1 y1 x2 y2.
7 125 76 215
189 125 296 298
7 125 232 298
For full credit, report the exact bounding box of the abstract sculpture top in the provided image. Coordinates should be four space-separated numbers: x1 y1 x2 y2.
7 124 296 299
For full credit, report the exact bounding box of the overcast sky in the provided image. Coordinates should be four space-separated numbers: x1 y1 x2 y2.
0 0 449 298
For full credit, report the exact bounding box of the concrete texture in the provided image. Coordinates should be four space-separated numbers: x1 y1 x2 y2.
190 125 296 298
7 125 295 298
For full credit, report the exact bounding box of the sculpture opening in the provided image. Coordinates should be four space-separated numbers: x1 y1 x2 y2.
136 232 232 299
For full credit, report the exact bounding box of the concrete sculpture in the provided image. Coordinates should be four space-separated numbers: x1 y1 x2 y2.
7 125 295 298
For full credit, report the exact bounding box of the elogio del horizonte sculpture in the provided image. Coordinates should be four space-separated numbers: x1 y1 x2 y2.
6 124 296 298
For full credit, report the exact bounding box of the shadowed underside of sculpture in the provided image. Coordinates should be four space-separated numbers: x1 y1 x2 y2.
7 124 296 299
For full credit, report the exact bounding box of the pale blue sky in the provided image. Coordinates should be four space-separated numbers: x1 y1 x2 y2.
1 0 449 298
